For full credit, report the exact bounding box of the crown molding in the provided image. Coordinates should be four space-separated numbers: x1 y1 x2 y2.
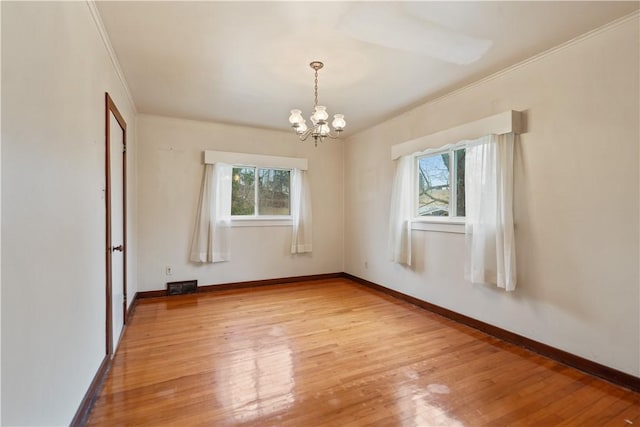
85 0 137 113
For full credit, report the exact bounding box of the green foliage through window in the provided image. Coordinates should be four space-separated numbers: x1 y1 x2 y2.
231 167 255 215
231 167 291 216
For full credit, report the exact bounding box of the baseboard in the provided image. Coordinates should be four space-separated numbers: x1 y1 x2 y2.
135 272 343 299
70 297 137 425
134 289 165 299
126 293 139 323
343 272 640 393
69 355 111 427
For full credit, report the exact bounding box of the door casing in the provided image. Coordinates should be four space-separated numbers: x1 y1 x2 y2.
105 93 127 357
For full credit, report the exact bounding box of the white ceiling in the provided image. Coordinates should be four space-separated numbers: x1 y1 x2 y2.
96 1 638 135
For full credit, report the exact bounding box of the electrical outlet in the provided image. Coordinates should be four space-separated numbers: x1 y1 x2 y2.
166 266 173 276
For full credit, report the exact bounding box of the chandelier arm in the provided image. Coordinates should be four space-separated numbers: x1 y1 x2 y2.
297 127 314 141
325 130 343 140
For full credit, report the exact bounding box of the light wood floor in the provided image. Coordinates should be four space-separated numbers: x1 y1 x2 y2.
87 278 640 426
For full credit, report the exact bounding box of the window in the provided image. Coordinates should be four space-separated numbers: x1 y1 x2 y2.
417 148 465 218
231 167 291 216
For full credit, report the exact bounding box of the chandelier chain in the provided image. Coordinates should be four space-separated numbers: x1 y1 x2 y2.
314 68 318 107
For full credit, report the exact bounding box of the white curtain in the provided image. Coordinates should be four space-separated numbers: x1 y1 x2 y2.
388 155 415 266
465 133 516 290
190 163 232 263
291 168 312 253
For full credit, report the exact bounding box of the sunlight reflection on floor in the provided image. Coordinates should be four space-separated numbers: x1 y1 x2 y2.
216 341 295 423
397 380 464 427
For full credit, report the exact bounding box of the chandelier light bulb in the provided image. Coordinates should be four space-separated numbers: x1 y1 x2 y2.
289 109 303 126
297 120 308 134
312 106 329 123
319 124 330 136
332 114 346 131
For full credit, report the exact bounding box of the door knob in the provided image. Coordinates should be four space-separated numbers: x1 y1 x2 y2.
112 245 124 252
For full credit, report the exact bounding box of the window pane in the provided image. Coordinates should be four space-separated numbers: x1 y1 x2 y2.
455 149 465 217
258 168 290 215
418 153 450 216
231 167 255 215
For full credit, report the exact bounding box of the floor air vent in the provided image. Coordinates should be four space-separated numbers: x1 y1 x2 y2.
167 280 198 296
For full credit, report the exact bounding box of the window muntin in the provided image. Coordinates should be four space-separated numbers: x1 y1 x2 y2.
231 166 291 216
417 148 465 218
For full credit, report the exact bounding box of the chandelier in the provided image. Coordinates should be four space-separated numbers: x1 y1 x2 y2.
288 61 346 146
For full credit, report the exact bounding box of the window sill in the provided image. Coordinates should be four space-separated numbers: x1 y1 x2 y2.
412 217 465 234
231 216 292 227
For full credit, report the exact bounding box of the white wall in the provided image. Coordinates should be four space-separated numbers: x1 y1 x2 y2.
1 2 138 425
137 114 343 292
344 16 640 375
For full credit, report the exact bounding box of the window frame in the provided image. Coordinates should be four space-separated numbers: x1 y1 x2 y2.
230 164 293 223
202 150 306 227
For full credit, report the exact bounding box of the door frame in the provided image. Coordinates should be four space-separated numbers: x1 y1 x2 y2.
105 92 127 357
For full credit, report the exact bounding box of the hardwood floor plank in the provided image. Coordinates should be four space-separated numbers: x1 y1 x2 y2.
87 279 640 426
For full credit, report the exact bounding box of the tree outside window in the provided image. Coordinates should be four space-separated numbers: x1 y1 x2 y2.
231 167 290 216
417 148 465 217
